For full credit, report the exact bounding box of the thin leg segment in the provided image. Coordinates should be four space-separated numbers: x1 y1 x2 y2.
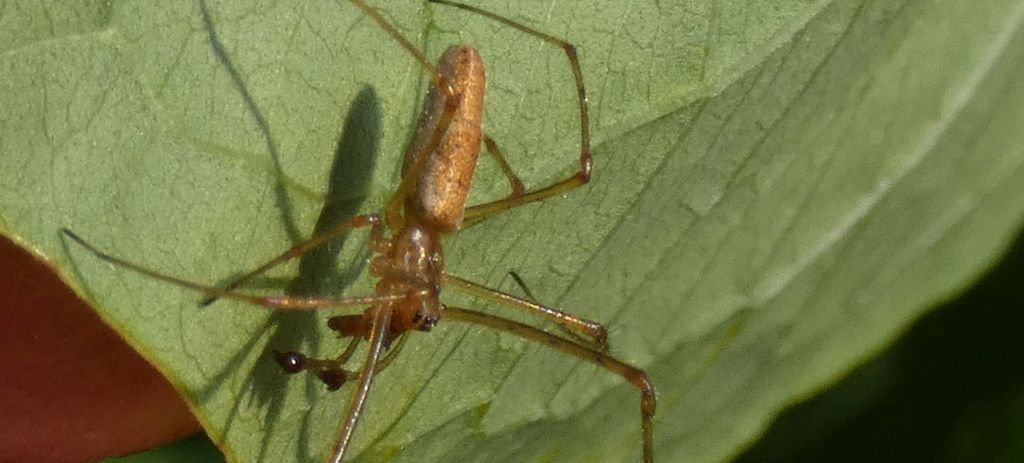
200 213 382 306
509 270 538 301
429 0 593 223
347 0 442 81
444 306 655 463
443 273 608 349
483 135 525 198
62 228 409 311
328 306 392 463
505 270 603 350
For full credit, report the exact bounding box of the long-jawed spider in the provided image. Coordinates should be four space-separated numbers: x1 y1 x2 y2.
63 1 656 461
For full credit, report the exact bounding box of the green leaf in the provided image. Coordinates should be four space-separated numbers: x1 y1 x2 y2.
108 434 224 463
3 0 1024 462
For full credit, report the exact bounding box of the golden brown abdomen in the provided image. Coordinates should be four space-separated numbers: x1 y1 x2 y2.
403 45 486 232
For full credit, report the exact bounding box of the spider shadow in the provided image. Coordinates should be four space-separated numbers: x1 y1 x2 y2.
194 0 304 244
191 3 383 455
196 85 381 462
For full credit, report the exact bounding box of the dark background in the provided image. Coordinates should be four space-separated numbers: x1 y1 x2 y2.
737 228 1024 462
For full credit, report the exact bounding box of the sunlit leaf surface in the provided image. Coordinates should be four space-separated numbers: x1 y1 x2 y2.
2 0 1024 462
